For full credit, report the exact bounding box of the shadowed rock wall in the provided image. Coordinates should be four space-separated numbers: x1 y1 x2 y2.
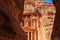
51 0 60 40
0 0 26 40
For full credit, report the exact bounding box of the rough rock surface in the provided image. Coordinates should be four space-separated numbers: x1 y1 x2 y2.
51 0 60 40
0 0 26 40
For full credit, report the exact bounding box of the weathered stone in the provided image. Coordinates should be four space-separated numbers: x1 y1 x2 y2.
0 0 26 40
51 0 60 40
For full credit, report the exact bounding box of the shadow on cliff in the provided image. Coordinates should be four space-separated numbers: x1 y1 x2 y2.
51 0 60 40
0 0 26 40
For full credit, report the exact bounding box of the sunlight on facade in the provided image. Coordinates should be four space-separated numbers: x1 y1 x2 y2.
20 0 56 40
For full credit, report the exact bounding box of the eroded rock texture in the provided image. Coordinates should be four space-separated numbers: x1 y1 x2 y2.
0 0 26 40
51 0 60 40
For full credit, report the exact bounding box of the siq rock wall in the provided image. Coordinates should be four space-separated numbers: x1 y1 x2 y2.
0 0 26 40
